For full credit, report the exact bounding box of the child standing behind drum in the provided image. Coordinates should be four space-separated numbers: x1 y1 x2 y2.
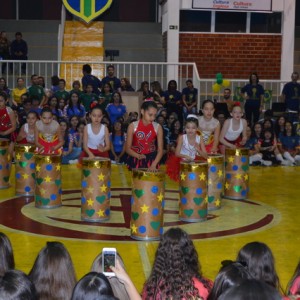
82 105 110 159
126 101 163 170
166 116 207 181
35 107 64 155
219 104 247 154
16 111 38 144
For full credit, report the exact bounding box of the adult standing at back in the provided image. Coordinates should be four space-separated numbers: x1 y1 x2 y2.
81 64 101 96
240 73 264 125
281 71 300 123
10 32 28 75
102 64 121 92
0 31 10 74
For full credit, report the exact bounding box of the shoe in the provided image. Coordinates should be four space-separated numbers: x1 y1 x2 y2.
261 160 272 166
280 160 292 166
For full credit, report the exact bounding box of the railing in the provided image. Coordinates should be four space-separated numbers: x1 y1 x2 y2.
0 60 286 109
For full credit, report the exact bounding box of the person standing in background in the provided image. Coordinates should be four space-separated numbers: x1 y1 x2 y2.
10 32 28 75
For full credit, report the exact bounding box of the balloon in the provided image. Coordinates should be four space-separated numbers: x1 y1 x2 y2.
222 79 230 87
216 73 223 85
213 83 221 93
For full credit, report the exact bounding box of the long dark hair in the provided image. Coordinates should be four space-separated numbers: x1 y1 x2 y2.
68 91 83 110
0 233 15 277
236 242 280 290
29 241 77 300
144 228 211 299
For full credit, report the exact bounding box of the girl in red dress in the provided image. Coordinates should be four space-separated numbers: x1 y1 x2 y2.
34 107 64 155
125 101 163 170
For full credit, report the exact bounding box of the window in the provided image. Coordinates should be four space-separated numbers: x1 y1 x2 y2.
180 10 211 32
215 12 247 33
250 13 282 33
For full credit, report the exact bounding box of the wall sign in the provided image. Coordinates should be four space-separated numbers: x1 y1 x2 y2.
192 0 272 12
62 0 113 23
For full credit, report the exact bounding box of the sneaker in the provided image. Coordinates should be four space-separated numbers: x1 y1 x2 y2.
281 160 293 166
261 160 272 166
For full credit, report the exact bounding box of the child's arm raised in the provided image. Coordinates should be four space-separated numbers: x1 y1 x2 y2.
219 119 236 149
149 124 164 170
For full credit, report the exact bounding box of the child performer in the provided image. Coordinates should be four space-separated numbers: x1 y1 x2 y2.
81 105 110 159
219 104 247 154
125 101 163 170
198 100 220 153
16 111 38 144
166 116 207 181
34 107 64 155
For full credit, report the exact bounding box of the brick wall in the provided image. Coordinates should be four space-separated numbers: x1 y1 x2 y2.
179 33 282 79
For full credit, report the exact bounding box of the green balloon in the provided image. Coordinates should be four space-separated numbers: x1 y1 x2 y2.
217 78 223 84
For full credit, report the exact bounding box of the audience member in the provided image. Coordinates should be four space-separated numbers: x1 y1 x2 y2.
151 80 164 109
120 77 135 91
106 92 127 124
50 75 60 94
240 73 264 125
182 79 198 118
64 91 86 121
220 88 234 113
81 64 101 95
29 241 77 300
0 31 10 74
10 32 28 74
0 233 15 277
0 77 10 97
54 79 69 103
11 77 27 105
281 71 300 123
80 83 98 112
27 74 45 104
207 261 252 300
236 241 281 290
109 120 127 164
102 65 121 92
218 279 282 300
138 80 153 100
142 227 212 299
0 269 37 300
275 115 287 138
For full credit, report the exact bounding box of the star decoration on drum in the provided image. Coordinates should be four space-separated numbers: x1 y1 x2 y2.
87 186 94 194
218 170 223 177
36 165 41 172
97 209 105 217
235 173 242 179
244 174 249 180
131 223 138 233
56 164 61 171
100 184 107 192
16 153 21 160
199 172 206 181
215 199 221 207
141 204 149 213
40 188 46 196
87 198 94 206
180 173 186 180
44 176 52 183
157 193 164 202
228 156 234 163
98 173 105 181
22 173 29 179
225 182 230 190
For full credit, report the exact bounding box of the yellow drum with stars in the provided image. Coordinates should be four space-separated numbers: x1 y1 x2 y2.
179 161 208 222
224 148 249 200
130 169 165 241
81 158 111 222
35 155 62 208
0 139 11 189
15 144 36 196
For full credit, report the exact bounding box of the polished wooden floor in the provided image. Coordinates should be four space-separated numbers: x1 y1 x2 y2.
0 163 299 291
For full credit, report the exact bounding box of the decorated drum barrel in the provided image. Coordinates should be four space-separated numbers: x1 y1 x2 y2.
81 158 111 222
0 139 11 189
35 155 62 208
130 169 165 241
224 148 249 200
207 154 224 210
15 144 36 196
179 161 208 222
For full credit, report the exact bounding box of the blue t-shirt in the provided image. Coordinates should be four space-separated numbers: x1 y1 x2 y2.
241 84 264 101
110 134 125 153
245 137 258 150
106 103 126 124
278 135 299 151
66 105 86 119
282 82 300 111
81 74 101 95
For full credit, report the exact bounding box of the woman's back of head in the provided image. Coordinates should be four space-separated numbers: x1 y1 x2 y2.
218 279 282 300
208 261 252 300
0 269 37 300
29 241 76 300
236 241 279 289
0 232 15 277
71 272 114 300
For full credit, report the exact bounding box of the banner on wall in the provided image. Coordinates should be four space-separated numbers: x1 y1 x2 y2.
192 0 272 12
62 0 113 23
